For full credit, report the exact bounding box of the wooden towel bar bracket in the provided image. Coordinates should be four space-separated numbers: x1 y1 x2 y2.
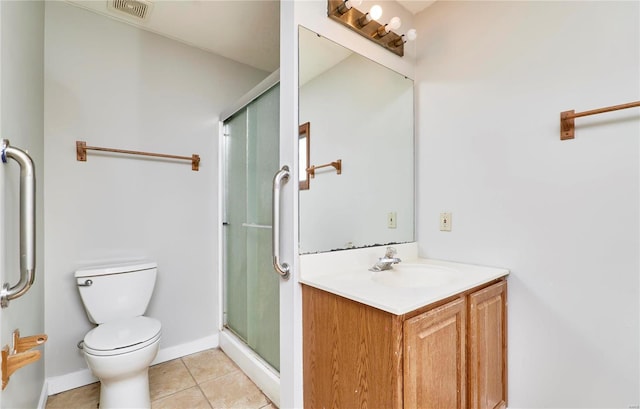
2 329 47 390
561 101 640 140
76 141 200 171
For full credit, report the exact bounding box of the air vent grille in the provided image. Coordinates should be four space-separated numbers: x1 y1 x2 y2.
109 0 152 20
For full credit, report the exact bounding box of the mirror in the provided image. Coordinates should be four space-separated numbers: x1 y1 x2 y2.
298 26 414 254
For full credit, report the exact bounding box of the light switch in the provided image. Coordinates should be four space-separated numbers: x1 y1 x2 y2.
440 212 452 231
388 212 397 229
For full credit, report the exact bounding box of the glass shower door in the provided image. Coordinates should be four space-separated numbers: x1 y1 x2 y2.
223 84 280 371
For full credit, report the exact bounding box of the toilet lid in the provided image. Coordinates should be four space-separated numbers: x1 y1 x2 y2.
84 316 161 351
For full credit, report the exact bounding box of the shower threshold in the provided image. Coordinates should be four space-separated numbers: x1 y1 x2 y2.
219 328 280 407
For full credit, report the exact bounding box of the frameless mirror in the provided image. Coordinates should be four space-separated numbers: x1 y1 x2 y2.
298 26 414 254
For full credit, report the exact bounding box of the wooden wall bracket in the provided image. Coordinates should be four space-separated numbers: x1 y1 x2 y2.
12 330 47 353
560 110 575 140
560 101 640 140
2 329 47 390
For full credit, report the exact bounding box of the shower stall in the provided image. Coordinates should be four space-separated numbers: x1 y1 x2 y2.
219 72 281 405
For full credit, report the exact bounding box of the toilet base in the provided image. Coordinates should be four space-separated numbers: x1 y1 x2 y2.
83 338 160 409
99 368 151 409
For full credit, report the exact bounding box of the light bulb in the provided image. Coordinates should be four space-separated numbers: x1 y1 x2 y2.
377 16 401 37
406 28 417 41
388 16 401 30
369 5 383 21
337 0 362 14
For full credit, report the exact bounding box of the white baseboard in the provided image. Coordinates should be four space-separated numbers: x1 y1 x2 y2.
37 380 49 409
46 333 219 396
47 368 97 396
152 333 219 365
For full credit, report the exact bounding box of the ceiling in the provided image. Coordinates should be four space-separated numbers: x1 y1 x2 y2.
66 0 281 73
65 0 436 74
396 0 436 15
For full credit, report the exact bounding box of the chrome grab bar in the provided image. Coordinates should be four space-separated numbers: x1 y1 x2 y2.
272 165 290 279
1 139 36 308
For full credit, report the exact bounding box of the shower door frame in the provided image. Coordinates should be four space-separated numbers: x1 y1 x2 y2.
217 70 283 406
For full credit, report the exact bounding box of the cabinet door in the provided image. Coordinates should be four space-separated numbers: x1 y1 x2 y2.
404 297 467 409
468 281 507 409
303 285 403 409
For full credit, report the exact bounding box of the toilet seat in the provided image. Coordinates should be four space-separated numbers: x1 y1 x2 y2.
83 316 161 357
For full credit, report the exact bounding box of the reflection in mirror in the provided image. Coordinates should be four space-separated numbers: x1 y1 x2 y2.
298 26 414 254
299 122 310 190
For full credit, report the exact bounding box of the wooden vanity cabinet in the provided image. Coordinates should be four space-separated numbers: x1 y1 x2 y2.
404 296 467 409
302 279 507 409
302 285 404 409
468 280 508 409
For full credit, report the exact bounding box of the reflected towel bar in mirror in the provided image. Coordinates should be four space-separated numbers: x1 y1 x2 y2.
76 141 200 171
307 159 342 178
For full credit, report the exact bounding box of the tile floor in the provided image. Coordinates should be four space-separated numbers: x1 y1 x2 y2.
45 348 276 409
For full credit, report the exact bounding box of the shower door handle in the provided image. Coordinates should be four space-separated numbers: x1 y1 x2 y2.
0 139 36 308
272 165 290 279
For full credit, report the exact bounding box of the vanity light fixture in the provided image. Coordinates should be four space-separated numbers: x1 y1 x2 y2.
376 16 401 37
327 0 408 56
357 4 382 26
336 0 362 15
389 27 417 47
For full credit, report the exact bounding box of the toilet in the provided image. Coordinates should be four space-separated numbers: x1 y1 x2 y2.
75 261 162 409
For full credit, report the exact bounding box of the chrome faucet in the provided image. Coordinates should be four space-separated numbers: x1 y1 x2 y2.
369 247 402 271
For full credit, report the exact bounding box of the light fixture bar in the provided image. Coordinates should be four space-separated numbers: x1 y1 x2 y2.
327 0 404 57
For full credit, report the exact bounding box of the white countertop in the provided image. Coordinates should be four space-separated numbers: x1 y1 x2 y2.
299 243 509 315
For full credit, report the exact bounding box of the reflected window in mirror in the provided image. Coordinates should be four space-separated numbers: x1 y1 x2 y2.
299 122 310 190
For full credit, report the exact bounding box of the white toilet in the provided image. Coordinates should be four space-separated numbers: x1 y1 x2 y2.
75 261 162 409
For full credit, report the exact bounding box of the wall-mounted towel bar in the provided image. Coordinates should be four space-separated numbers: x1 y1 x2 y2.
0 140 36 308
76 141 200 171
560 100 640 140
307 159 342 178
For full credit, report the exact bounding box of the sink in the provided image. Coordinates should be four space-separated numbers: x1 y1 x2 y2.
370 264 458 288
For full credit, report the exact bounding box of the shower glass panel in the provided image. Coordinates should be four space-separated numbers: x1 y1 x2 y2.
223 84 280 371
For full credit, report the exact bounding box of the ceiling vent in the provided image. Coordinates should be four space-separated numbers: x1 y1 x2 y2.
107 0 153 21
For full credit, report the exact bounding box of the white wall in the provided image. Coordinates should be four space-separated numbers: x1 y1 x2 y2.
0 1 45 407
43 2 268 381
414 1 639 407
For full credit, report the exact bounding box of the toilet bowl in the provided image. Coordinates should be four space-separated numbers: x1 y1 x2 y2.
76 262 161 409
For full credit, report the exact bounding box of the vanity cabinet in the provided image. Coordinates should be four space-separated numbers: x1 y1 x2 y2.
404 296 467 408
302 279 507 409
468 281 508 409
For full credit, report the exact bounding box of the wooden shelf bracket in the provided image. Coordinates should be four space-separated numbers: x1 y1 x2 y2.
2 329 47 390
560 100 640 140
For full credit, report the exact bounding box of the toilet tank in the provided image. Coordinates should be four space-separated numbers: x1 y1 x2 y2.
75 261 157 324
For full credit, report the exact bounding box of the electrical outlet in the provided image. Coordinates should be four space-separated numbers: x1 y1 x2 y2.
440 212 452 231
387 212 397 229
